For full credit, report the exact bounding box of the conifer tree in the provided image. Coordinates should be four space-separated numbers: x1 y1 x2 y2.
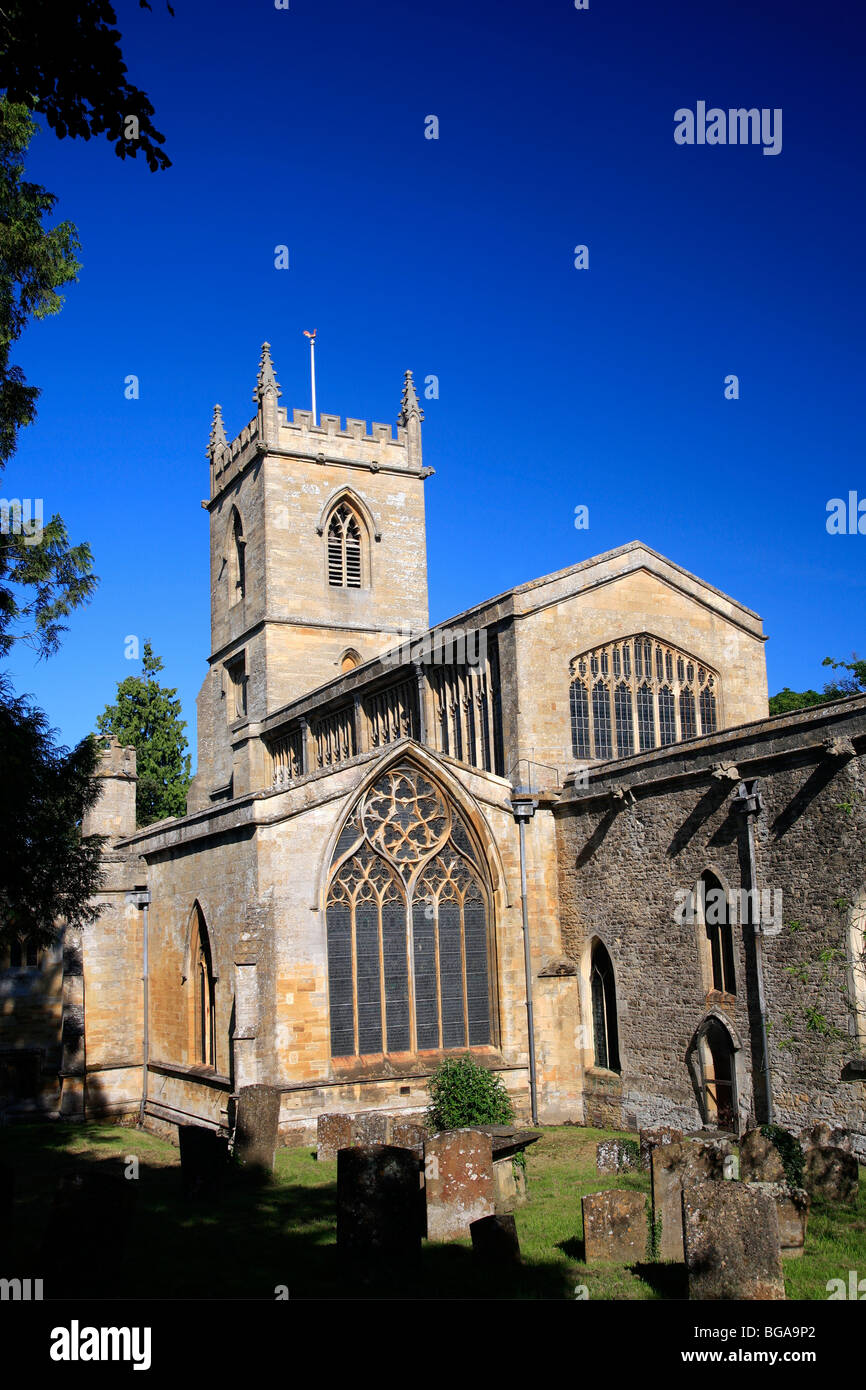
96 642 191 826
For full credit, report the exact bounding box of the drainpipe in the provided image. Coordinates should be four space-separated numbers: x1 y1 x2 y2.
731 780 774 1124
128 888 152 1126
510 791 539 1126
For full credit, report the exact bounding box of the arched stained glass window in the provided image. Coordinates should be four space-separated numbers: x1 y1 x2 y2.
325 763 494 1058
569 636 720 763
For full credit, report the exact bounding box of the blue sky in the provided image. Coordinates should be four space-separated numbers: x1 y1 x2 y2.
5 0 865 764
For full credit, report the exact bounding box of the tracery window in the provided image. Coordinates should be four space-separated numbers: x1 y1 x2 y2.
569 635 719 761
327 503 362 588
325 763 494 1058
699 871 736 995
590 940 620 1072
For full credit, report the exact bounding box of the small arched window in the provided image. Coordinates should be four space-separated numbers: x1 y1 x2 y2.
590 940 621 1072
327 504 362 588
229 508 246 602
700 871 736 995
189 906 216 1068
340 649 361 673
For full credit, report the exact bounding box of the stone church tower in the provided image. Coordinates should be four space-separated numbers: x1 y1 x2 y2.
189 346 431 809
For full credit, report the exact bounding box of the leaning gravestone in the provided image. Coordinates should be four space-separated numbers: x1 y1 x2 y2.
651 1139 731 1262
235 1084 282 1175
337 1144 422 1263
682 1183 785 1300
470 1212 521 1265
739 1129 789 1184
804 1145 859 1205
640 1126 683 1172
582 1189 647 1264
801 1121 853 1154
178 1124 229 1200
424 1129 494 1242
747 1181 810 1258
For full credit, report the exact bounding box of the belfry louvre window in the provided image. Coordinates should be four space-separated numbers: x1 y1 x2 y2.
569 635 719 761
325 763 494 1058
327 503 362 587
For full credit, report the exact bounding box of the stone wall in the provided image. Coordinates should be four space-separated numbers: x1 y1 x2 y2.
555 696 866 1154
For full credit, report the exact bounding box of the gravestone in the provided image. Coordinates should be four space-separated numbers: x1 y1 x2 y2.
739 1129 789 1184
337 1144 422 1262
178 1124 228 1200
747 1182 810 1258
582 1189 647 1264
682 1183 785 1300
470 1212 521 1264
640 1126 683 1171
492 1156 526 1213
804 1145 859 1205
597 1139 639 1174
351 1111 390 1148
651 1139 730 1262
317 1112 354 1162
801 1121 852 1154
389 1119 427 1156
235 1084 282 1175
651 1141 687 1262
424 1129 494 1242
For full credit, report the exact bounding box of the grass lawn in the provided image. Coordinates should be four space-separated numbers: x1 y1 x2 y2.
1 1121 864 1300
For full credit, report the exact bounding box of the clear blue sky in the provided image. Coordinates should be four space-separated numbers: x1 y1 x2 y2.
5 0 865 766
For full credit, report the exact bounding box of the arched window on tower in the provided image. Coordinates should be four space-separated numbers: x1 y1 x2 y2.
590 940 621 1072
189 906 216 1068
229 508 246 602
327 503 363 588
699 871 736 995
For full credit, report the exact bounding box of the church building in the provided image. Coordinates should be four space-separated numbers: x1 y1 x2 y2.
6 344 865 1156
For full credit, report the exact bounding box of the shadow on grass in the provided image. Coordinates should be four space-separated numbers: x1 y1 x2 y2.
629 1261 688 1298
1 1124 574 1300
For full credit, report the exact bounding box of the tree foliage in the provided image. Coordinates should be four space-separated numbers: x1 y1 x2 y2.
768 655 866 716
426 1054 515 1132
0 0 172 173
0 98 82 465
96 641 191 826
0 672 105 950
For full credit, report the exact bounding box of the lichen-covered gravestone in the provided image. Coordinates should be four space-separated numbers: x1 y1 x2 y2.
739 1129 789 1184
337 1144 422 1263
596 1139 639 1174
804 1145 859 1205
317 1112 355 1162
234 1084 282 1174
651 1139 731 1262
424 1129 494 1242
747 1181 810 1258
640 1126 683 1172
682 1183 785 1300
582 1189 647 1263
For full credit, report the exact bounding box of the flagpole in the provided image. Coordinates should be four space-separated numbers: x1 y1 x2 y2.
304 329 317 427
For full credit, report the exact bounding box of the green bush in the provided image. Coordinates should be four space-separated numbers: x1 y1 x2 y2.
426 1054 514 1131
760 1123 805 1189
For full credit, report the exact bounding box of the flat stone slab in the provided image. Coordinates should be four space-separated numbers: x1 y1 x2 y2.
582 1189 647 1264
682 1183 785 1300
424 1129 494 1242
